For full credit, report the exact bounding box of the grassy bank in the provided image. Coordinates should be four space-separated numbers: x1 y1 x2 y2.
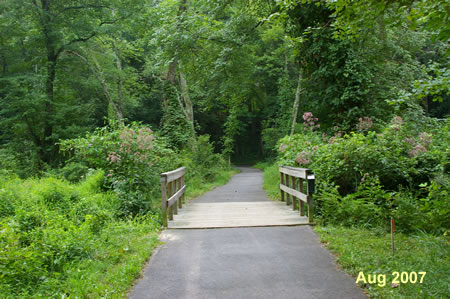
0 172 161 298
254 162 280 200
315 226 449 298
256 163 449 298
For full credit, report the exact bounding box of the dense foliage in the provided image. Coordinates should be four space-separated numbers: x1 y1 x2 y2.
276 111 449 234
0 170 161 297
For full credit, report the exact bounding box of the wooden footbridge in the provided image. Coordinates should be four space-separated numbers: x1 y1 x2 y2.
160 166 315 229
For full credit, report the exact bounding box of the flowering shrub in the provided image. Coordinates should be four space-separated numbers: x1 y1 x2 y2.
276 115 449 234
356 116 373 132
303 112 320 131
60 123 181 217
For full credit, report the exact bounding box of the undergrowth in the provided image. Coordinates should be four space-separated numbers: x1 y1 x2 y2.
314 226 449 298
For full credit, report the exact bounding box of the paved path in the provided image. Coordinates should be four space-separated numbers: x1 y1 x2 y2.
130 167 366 299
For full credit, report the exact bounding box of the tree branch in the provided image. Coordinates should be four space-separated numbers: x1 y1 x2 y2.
56 32 96 58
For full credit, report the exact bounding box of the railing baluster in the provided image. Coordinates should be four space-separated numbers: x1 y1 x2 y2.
172 179 178 215
291 176 297 210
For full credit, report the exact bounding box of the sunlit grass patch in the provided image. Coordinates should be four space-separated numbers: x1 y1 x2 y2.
314 225 449 298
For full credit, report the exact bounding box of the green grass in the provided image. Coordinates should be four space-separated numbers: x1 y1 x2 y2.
0 172 162 298
314 226 449 298
253 162 280 200
185 168 239 200
51 218 160 298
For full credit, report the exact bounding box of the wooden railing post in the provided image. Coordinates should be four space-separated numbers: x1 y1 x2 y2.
306 170 315 224
161 176 168 227
178 178 183 209
181 176 185 204
285 173 291 206
291 176 297 210
172 179 178 215
298 178 304 216
280 172 285 202
168 181 174 220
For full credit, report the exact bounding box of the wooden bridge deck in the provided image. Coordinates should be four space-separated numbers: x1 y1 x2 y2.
167 167 309 229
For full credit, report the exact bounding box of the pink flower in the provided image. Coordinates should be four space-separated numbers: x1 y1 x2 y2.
296 151 311 165
302 112 320 132
356 116 373 131
107 152 121 163
409 144 427 157
402 137 415 145
419 132 432 146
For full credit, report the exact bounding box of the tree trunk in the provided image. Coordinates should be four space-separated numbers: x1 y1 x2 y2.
69 50 123 122
41 0 56 163
113 44 124 116
290 69 302 135
179 71 194 132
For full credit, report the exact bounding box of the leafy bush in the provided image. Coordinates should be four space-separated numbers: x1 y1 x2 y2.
60 122 182 217
58 162 90 182
275 114 449 234
183 135 227 182
0 172 160 297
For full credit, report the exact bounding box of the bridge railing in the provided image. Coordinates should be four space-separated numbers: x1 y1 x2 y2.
279 166 315 224
161 167 186 227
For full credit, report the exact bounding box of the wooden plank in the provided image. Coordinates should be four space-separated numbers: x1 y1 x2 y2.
167 185 187 207
167 201 310 229
280 184 308 202
161 167 186 183
279 166 310 179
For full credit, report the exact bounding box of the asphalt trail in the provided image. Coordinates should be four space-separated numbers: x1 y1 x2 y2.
130 167 366 299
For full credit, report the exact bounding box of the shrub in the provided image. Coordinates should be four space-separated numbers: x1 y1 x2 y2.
276 115 449 234
60 123 182 217
183 135 227 182
59 162 90 182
